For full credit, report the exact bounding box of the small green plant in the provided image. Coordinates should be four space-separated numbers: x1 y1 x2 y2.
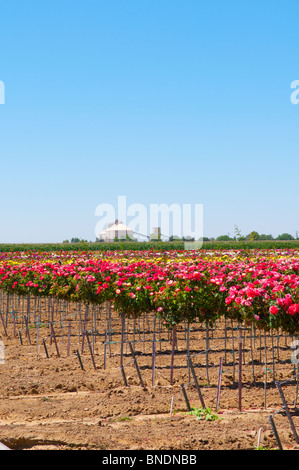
188 406 218 421
118 416 132 422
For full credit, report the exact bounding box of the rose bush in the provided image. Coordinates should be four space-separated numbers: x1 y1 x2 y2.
0 249 298 333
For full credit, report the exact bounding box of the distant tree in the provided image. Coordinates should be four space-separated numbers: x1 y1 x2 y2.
259 234 274 240
216 235 233 241
276 233 294 240
70 237 88 243
62 239 69 243
246 231 259 241
169 235 182 241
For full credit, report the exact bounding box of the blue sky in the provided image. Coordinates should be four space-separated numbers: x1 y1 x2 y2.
0 0 298 242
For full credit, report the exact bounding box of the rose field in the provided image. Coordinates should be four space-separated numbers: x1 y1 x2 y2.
1 248 299 450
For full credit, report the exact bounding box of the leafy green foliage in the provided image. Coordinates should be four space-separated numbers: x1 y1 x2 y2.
188 407 219 421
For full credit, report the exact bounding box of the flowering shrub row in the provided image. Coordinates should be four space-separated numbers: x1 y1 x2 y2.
0 249 299 333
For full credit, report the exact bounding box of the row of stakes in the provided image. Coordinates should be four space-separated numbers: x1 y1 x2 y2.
268 376 299 450
14 317 256 414
74 333 299 451
8 312 299 450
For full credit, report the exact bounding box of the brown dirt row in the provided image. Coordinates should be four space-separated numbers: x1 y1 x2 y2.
1 299 299 450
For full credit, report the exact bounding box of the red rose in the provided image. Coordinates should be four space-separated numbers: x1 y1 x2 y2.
269 305 279 315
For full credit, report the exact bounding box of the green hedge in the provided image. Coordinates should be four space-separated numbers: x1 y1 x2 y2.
0 241 184 252
0 239 299 252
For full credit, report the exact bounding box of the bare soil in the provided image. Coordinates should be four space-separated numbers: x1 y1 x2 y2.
1 299 299 451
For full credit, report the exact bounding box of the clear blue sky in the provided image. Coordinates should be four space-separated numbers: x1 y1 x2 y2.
0 0 298 243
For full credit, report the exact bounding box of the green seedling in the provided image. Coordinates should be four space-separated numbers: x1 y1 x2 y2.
118 416 132 422
188 406 218 421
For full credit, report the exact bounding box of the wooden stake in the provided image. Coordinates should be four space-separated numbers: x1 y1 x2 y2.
43 338 49 358
104 330 107 370
170 327 176 386
180 384 191 411
51 324 60 358
129 341 145 388
268 415 283 450
205 321 210 385
24 315 31 345
120 313 125 367
76 349 84 370
152 315 156 386
67 322 71 356
121 365 128 386
276 380 299 444
216 357 223 412
188 355 206 409
86 331 97 370
0 312 7 337
18 330 23 345
238 333 242 411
